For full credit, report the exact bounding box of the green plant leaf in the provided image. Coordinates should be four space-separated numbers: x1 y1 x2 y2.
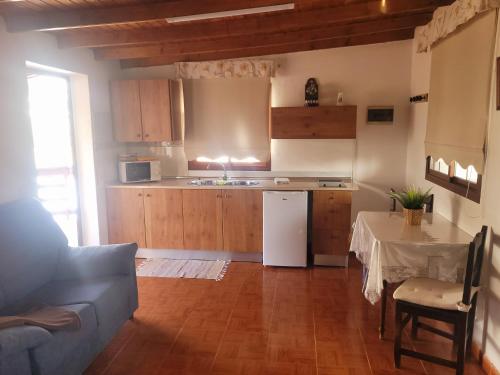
388 186 432 209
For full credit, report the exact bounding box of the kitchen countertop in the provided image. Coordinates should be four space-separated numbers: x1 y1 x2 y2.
107 177 359 191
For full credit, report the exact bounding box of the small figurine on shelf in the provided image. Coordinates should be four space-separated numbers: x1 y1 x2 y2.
305 78 319 107
337 91 344 106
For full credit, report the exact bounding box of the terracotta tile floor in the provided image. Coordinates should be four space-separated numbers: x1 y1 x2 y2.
85 256 485 375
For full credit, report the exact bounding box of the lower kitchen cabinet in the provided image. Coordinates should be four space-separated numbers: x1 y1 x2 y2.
144 189 184 249
222 189 263 252
106 187 183 249
107 186 348 256
182 189 224 251
312 190 352 256
106 187 146 248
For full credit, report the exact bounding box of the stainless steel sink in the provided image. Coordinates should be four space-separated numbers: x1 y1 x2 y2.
189 179 217 186
189 179 260 186
224 180 260 186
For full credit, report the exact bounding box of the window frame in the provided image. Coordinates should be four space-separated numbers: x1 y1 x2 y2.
425 156 482 203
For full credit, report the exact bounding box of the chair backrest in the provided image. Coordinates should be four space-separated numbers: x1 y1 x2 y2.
424 194 434 213
462 226 488 305
390 188 397 212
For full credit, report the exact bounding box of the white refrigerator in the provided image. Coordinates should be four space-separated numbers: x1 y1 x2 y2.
263 191 308 267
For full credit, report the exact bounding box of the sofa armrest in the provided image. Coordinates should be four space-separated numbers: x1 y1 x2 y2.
55 243 138 280
0 326 52 358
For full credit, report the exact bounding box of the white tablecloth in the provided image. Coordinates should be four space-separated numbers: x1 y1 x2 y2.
350 211 472 304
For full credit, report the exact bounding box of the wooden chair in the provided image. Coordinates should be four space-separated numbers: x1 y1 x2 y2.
380 191 435 338
393 226 488 375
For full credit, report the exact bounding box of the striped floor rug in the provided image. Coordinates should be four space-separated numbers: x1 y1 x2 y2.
136 258 230 281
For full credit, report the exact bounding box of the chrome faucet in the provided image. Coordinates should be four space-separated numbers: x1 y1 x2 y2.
218 162 228 181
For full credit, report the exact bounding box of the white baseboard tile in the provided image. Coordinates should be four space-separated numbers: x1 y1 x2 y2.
313 254 349 267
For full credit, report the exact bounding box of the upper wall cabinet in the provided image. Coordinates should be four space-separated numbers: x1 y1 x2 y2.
111 79 182 143
271 105 357 139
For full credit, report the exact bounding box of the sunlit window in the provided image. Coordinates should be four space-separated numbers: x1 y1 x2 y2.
425 156 482 203
429 157 478 183
190 155 269 171
453 162 478 183
195 156 260 164
430 157 450 175
27 73 80 246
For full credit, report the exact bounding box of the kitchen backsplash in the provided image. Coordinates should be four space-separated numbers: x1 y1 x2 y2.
125 139 355 178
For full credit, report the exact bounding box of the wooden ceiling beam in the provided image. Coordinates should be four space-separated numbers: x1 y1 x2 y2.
3 0 292 32
94 13 431 60
55 0 451 48
120 28 416 69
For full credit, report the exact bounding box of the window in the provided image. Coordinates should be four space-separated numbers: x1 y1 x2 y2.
424 11 494 194
188 156 270 171
183 78 271 168
27 72 81 245
425 156 482 203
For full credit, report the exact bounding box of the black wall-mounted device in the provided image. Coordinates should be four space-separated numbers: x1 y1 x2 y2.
367 106 394 124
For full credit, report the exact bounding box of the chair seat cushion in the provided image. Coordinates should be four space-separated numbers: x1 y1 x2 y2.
393 277 479 311
30 303 97 375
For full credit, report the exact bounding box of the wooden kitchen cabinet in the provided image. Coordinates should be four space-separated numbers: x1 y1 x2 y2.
106 187 146 248
144 189 184 249
106 187 264 253
139 80 172 142
222 189 263 253
182 189 223 251
111 79 181 143
312 191 352 256
110 80 143 142
107 187 184 249
271 105 357 139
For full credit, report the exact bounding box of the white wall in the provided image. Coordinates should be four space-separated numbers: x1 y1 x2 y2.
271 42 412 215
406 35 500 369
121 41 413 216
0 17 122 243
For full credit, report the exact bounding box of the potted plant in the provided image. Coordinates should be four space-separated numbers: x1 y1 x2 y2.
389 186 432 225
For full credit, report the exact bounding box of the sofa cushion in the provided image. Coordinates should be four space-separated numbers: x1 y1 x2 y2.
30 303 97 375
0 198 68 306
4 276 132 344
0 350 33 375
0 326 52 358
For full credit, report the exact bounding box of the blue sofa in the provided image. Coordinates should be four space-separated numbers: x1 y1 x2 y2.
0 198 138 375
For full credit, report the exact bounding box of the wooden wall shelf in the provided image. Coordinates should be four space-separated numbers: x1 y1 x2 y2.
271 105 357 139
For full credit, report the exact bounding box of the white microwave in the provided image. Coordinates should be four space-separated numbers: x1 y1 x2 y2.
119 160 161 183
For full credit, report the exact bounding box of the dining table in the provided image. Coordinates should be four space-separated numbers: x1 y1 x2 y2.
349 211 473 338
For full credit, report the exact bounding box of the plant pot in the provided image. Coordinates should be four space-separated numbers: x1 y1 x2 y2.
403 208 424 225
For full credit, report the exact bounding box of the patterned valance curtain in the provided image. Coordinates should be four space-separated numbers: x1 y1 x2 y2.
415 0 500 52
175 60 275 79
425 10 497 174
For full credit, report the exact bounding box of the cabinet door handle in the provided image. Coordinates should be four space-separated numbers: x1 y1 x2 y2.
146 193 151 197
138 193 143 197
136 133 141 138
144 134 150 138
